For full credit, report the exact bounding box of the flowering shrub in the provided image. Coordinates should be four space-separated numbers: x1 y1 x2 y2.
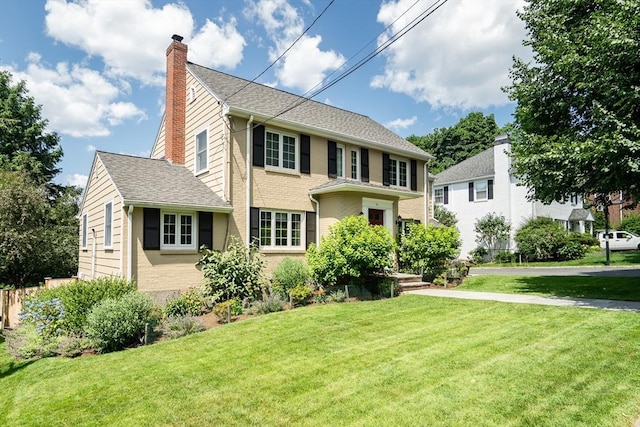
18 298 65 339
164 288 205 317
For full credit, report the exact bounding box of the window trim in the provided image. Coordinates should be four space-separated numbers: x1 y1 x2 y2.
265 129 299 173
350 149 359 180
474 180 488 201
104 201 113 249
194 127 209 175
81 213 88 249
259 209 304 249
434 188 444 205
389 156 408 188
161 211 197 250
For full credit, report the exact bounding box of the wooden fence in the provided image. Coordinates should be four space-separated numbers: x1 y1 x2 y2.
0 277 76 330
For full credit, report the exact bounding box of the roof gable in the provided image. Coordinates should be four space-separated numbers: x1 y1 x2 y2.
187 63 431 159
96 151 231 211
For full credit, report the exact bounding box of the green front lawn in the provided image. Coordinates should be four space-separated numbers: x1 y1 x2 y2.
1 296 639 426
459 275 640 301
477 250 640 267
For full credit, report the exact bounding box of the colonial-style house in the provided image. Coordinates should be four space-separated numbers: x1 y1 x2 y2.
433 134 594 257
78 35 434 299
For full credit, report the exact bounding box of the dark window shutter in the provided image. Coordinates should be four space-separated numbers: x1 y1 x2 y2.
469 182 475 202
252 124 265 167
143 208 160 250
328 140 337 178
410 159 417 191
488 179 494 200
382 153 390 186
198 211 213 249
444 186 449 205
306 211 316 249
250 207 260 245
360 148 369 182
300 134 311 174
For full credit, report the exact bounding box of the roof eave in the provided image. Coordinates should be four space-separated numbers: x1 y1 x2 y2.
227 107 435 161
123 200 233 213
434 173 495 186
309 182 421 200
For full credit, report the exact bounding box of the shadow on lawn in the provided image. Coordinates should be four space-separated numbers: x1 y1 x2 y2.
508 276 640 301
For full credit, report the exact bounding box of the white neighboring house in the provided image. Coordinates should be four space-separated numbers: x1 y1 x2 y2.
433 135 594 257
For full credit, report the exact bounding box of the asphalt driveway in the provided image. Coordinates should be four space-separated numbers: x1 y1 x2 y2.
469 266 640 278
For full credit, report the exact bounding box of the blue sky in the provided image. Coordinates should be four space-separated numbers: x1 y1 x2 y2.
0 0 530 188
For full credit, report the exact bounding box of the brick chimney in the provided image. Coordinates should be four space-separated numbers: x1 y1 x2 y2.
165 34 187 164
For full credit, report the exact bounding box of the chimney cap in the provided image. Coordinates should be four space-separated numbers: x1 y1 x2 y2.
172 34 184 42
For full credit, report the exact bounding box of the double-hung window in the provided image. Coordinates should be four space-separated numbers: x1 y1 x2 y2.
104 201 113 248
162 212 195 249
389 158 408 188
81 213 88 249
336 144 345 178
259 210 302 248
195 129 208 174
266 130 297 171
434 188 444 205
475 180 488 201
350 149 359 180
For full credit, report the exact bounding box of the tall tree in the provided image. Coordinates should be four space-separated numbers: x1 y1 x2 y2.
0 71 63 186
505 0 640 206
0 71 78 286
407 112 502 174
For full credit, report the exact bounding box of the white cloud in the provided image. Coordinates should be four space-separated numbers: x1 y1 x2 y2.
67 173 88 188
44 0 245 85
244 0 345 92
385 116 417 130
86 145 96 152
1 55 146 138
371 0 531 109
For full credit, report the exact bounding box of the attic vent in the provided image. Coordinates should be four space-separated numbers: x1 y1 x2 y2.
189 85 197 104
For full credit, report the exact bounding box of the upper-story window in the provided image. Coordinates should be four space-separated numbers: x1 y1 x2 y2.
336 144 345 178
350 149 359 180
195 129 208 174
570 194 578 205
266 130 298 171
104 201 113 249
475 180 488 201
434 188 444 205
162 212 196 250
389 157 408 188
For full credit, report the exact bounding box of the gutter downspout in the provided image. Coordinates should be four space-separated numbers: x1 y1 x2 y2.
91 228 96 279
246 115 254 245
127 205 134 281
309 194 320 244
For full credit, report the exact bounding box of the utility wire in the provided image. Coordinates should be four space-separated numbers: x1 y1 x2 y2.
225 0 336 102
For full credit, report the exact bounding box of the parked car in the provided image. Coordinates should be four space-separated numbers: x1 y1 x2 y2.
598 230 640 251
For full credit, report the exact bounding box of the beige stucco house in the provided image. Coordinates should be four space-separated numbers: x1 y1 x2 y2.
78 35 434 298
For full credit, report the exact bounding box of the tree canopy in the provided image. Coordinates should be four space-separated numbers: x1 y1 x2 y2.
505 0 640 206
407 112 504 174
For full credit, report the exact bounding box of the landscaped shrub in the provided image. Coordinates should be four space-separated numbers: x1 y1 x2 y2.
55 335 92 358
197 237 264 304
312 288 328 304
159 316 204 339
494 251 516 264
84 291 154 353
398 223 460 279
18 298 65 339
557 240 587 260
469 247 488 264
618 213 640 235
4 323 62 360
515 217 567 261
271 258 309 297
474 213 511 261
213 299 243 323
307 215 395 287
246 295 286 315
288 283 313 306
164 288 205 317
28 277 135 334
328 290 346 303
434 204 458 227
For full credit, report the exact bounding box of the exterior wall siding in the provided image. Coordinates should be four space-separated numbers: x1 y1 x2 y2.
150 116 166 159
78 156 123 279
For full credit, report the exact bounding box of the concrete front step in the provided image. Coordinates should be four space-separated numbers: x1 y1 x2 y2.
398 281 431 292
394 273 423 284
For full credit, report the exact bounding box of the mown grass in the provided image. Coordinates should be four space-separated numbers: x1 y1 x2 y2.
459 275 640 301
1 296 639 426
478 250 640 267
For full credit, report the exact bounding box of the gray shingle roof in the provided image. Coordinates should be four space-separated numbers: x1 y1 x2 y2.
187 63 432 160
96 151 231 210
433 147 495 185
568 208 594 221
